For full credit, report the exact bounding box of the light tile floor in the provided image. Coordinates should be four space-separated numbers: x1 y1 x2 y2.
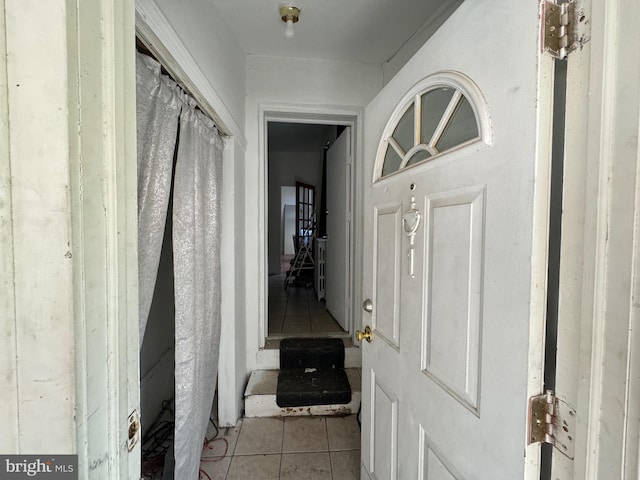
200 415 361 480
268 274 346 336
199 273 357 478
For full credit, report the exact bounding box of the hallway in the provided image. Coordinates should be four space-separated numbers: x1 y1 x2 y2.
267 273 346 336
199 415 361 479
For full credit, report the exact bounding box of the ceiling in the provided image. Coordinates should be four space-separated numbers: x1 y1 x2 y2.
209 0 463 64
268 123 337 152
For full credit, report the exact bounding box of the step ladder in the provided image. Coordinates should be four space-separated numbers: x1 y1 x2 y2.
284 214 316 289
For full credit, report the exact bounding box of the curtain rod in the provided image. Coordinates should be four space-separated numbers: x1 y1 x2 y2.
135 36 231 139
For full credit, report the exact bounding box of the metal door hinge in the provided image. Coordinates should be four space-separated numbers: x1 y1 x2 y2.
528 391 576 459
127 409 140 452
542 0 578 59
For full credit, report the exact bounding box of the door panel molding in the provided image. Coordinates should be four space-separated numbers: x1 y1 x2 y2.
373 204 403 349
422 186 486 415
419 427 468 480
370 370 399 480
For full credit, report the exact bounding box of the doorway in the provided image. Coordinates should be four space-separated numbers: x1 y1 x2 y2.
265 120 355 341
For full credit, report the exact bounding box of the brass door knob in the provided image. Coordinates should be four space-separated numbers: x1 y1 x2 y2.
356 326 373 343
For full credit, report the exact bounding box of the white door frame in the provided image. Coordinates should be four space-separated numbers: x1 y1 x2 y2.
71 2 141 475
553 0 640 476
257 104 364 350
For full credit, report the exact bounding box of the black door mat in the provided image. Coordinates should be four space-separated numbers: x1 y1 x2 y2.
276 368 352 407
280 337 345 370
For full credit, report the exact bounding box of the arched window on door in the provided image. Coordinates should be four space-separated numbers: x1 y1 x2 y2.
374 71 492 180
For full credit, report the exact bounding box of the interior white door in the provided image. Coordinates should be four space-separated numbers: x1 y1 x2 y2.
360 2 554 479
326 127 351 330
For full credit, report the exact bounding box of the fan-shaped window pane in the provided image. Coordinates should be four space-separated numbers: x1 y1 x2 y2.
406 149 431 167
376 74 487 180
435 96 478 152
391 104 415 154
382 144 403 177
421 88 454 145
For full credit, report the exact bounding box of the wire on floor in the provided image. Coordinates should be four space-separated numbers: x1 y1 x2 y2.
208 416 219 439
199 417 229 479
199 470 212 480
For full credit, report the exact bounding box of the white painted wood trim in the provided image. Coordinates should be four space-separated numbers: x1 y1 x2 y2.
552 0 597 477
553 0 640 477
135 0 247 147
428 90 463 149
218 139 242 427
624 108 640 479
0 0 19 453
583 0 640 476
522 25 556 480
68 0 140 476
550 3 592 478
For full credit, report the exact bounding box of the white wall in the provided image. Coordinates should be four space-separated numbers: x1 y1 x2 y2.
218 139 247 427
244 54 383 371
381 0 464 85
150 0 246 132
0 0 76 452
247 55 382 109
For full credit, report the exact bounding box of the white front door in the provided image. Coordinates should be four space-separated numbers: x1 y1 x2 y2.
360 2 554 479
326 127 352 330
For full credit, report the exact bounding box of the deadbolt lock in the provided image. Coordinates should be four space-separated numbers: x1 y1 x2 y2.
362 298 373 313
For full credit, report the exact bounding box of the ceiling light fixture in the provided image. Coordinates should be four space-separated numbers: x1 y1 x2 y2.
279 4 300 39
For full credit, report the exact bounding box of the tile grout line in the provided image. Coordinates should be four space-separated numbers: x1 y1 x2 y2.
278 417 285 479
324 417 335 479
223 420 243 480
